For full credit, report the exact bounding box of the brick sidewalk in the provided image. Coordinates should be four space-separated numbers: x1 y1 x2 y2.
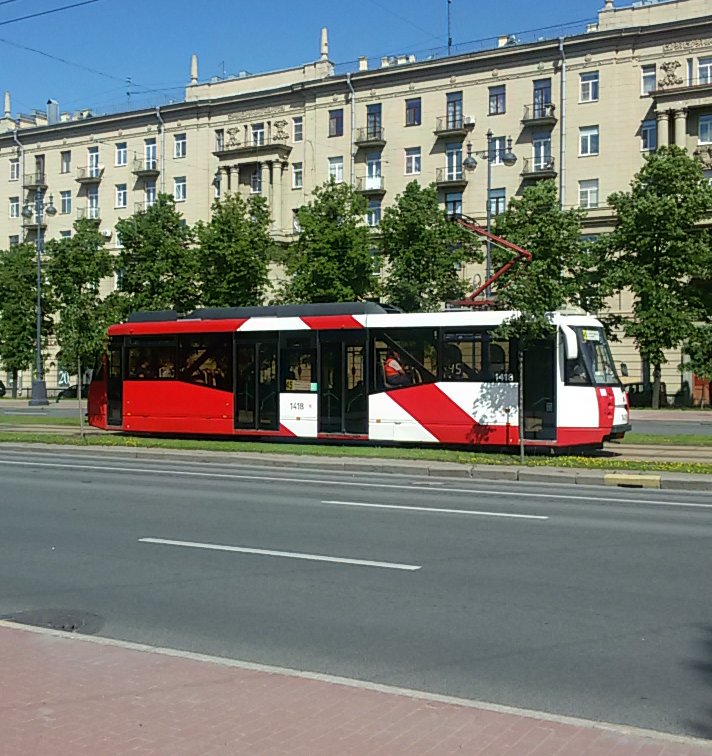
0 622 709 756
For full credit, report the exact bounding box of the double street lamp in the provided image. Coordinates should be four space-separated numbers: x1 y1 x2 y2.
21 188 56 406
463 129 517 298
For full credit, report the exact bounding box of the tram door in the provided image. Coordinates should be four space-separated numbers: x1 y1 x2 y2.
235 336 279 431
106 339 123 427
318 332 368 435
522 339 557 440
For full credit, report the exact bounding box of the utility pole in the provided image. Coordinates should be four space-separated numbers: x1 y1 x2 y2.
447 0 452 56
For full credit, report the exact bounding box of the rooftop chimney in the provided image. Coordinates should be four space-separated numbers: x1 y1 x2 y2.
358 56 368 71
190 54 198 85
603 0 614 9
47 99 59 125
320 27 329 60
3 90 10 118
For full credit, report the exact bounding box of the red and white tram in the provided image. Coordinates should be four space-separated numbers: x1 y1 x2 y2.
87 302 630 450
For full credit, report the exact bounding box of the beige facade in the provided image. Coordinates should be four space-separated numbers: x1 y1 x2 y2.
1 0 711 395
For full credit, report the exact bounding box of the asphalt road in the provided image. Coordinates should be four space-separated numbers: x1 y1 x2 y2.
0 449 711 738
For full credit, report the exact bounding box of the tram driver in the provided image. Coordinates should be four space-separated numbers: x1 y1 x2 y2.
384 349 411 388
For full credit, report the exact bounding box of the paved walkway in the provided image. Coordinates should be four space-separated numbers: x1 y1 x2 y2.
1 622 709 756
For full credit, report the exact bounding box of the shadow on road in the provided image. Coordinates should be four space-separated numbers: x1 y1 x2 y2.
687 625 712 739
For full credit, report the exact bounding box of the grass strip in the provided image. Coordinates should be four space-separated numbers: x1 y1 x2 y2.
1 431 711 475
0 414 80 426
622 433 712 447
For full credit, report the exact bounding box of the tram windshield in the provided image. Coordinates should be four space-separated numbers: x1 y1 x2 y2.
566 326 619 387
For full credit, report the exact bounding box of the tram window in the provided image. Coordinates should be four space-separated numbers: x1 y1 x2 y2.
177 334 232 391
373 329 437 391
127 338 176 380
281 336 316 392
441 330 517 382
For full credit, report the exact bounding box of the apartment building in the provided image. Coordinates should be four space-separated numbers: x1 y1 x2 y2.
0 0 711 395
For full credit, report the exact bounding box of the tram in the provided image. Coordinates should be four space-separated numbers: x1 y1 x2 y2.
87 302 630 450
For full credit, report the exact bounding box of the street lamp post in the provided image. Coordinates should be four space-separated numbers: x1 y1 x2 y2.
21 189 56 406
463 130 517 299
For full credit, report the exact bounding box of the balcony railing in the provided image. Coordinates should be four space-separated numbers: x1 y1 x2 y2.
132 157 160 176
435 166 467 186
521 102 557 126
355 175 386 194
77 206 101 221
434 115 472 136
23 172 47 189
213 134 292 159
134 200 156 213
520 156 557 178
354 126 386 147
76 166 104 183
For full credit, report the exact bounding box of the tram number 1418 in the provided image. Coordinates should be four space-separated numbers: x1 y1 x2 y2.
494 373 515 383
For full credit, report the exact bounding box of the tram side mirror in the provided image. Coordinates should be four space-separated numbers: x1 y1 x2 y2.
560 324 578 360
620 362 629 377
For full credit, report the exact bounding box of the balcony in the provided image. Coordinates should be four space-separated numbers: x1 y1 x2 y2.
132 158 160 177
134 201 156 213
433 115 472 138
355 175 386 195
435 167 468 188
521 102 557 127
652 77 712 111
24 172 47 189
76 166 104 183
354 127 386 148
213 134 291 162
77 206 101 221
22 215 47 229
520 156 557 179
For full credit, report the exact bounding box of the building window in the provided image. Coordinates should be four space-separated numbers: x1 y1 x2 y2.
8 235 19 247
641 120 657 151
9 196 19 218
445 191 462 218
215 128 225 151
87 146 100 177
367 199 381 227
115 184 127 208
329 109 343 137
87 187 99 219
292 209 301 234
699 56 712 85
700 115 712 144
60 230 72 240
60 150 71 173
579 126 599 156
250 168 262 194
251 123 265 146
366 103 382 138
489 85 506 115
446 91 463 129
405 98 421 126
9 158 19 181
174 176 186 201
115 142 127 166
174 133 186 159
533 133 552 169
489 188 506 217
580 71 599 102
60 190 72 215
446 143 463 180
641 64 656 95
579 179 599 209
405 147 421 175
292 162 303 189
328 156 344 182
533 79 552 117
145 181 156 208
293 116 303 142
489 136 505 165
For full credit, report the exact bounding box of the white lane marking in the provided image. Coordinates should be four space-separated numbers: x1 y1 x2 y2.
322 500 548 521
0 458 710 510
139 537 421 572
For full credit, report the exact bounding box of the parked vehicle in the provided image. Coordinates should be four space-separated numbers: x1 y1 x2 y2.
56 384 90 401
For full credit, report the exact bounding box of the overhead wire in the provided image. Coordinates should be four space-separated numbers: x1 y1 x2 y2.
0 0 105 27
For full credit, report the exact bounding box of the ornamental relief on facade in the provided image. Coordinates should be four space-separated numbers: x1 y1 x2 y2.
227 105 287 122
663 38 712 53
659 60 684 88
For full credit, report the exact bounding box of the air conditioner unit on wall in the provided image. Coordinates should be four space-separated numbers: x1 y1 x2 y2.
464 116 475 127
100 228 112 238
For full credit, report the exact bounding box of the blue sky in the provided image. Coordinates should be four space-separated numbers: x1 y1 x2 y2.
2 0 606 118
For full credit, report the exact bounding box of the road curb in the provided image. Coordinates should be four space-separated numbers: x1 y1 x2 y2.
1 441 712 492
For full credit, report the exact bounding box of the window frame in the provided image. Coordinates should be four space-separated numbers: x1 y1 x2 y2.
579 71 599 103
488 85 506 115
115 142 127 167
60 150 71 174
293 116 303 142
641 119 657 151
698 56 712 85
9 158 19 181
579 125 600 156
641 64 657 95
59 190 72 215
578 179 600 209
699 114 712 145
405 97 422 126
9 196 19 218
173 176 187 202
328 108 344 137
328 156 344 183
488 188 506 217
173 133 187 159
404 147 421 175
292 162 303 189
115 183 127 209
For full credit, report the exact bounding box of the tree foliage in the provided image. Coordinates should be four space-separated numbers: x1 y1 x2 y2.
380 181 477 311
196 193 274 307
685 325 712 384
46 218 115 372
279 180 375 303
115 194 198 314
0 243 53 395
605 146 712 406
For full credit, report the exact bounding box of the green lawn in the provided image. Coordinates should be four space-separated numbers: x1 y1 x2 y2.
0 414 80 426
622 433 712 447
1 431 710 475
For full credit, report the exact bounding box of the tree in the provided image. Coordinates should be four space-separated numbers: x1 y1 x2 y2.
196 193 273 307
46 217 115 381
605 146 712 408
114 194 198 314
279 180 375 303
0 244 52 398
380 181 477 311
684 325 712 406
